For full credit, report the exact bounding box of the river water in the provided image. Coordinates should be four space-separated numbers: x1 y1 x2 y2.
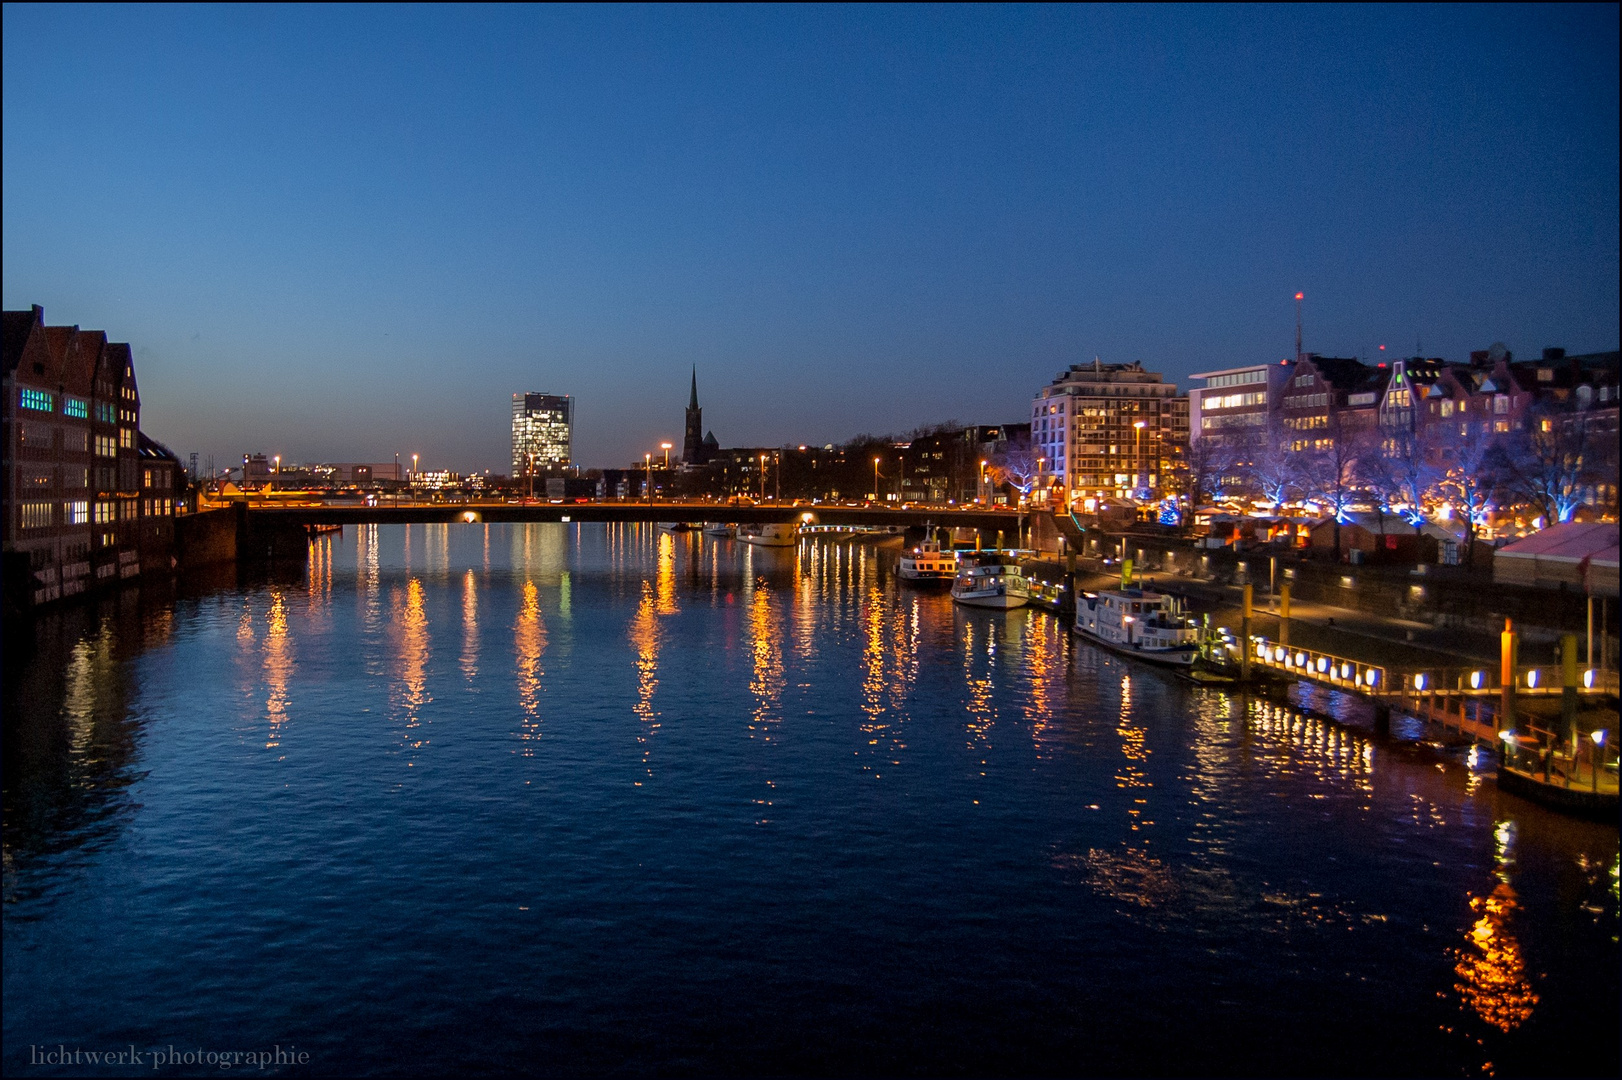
4 524 1617 1076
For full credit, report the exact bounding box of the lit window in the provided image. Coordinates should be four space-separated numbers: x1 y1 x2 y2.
67 501 90 525
20 502 53 529
20 388 53 411
64 397 89 419
119 428 135 449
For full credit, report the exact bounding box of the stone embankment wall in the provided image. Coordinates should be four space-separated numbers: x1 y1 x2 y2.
174 507 237 569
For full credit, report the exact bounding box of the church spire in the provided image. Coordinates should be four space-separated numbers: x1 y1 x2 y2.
689 366 699 409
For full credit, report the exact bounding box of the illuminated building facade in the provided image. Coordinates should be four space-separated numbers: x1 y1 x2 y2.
1031 359 1180 503
3 304 180 608
511 392 572 476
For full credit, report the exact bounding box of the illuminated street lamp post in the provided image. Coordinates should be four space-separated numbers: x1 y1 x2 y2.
979 459 987 504
272 455 280 492
873 457 881 503
760 453 768 501
661 442 672 470
645 452 653 505
1132 420 1147 501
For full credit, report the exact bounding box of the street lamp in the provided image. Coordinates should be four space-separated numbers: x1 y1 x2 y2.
412 453 419 484
661 442 672 470
1132 421 1147 500
874 457 881 503
273 454 280 492
645 452 652 505
979 459 987 504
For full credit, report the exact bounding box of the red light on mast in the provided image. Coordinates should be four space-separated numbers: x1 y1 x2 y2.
1294 292 1304 301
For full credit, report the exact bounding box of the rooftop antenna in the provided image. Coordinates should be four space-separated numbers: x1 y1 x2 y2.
1294 292 1304 361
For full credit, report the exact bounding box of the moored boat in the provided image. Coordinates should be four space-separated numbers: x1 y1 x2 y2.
737 522 798 547
896 538 957 584
702 522 734 538
1073 586 1200 666
950 553 1030 609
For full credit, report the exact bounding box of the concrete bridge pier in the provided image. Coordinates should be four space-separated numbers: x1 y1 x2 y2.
237 503 314 562
1373 703 1392 735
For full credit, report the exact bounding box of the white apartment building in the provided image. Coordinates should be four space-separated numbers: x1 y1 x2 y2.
1030 360 1181 503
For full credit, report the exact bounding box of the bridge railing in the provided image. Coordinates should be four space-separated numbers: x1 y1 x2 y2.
1247 635 1616 701
1247 636 1387 691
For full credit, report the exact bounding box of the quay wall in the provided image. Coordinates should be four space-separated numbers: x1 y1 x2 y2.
1055 524 1618 663
175 507 238 569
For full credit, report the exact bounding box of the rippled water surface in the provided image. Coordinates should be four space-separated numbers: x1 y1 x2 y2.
4 525 1617 1076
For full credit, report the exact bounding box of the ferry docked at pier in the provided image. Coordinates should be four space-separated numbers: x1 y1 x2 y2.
950 553 1030 609
895 538 957 584
737 522 798 547
1072 586 1201 666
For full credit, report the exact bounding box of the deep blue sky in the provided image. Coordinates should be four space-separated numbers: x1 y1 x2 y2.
5 5 1617 472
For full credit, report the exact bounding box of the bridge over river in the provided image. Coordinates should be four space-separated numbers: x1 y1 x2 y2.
220 499 1034 559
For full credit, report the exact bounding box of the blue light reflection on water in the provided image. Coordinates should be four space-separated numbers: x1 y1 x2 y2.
3 524 1616 1076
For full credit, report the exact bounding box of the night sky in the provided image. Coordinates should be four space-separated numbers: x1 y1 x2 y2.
4 5 1617 473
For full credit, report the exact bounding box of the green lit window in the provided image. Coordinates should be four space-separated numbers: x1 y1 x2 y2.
64 397 89 418
20 388 53 411
95 402 116 424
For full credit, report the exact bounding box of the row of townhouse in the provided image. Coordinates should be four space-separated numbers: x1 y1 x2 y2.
1190 343 1620 507
3 305 182 609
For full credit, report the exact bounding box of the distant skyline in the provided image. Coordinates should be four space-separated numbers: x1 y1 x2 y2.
4 4 1617 473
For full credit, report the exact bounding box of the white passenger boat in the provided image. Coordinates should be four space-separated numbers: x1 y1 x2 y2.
896 538 957 583
1072 586 1200 666
702 522 734 538
950 554 1030 609
737 522 798 547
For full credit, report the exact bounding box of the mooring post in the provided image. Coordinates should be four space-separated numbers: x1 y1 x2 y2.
1561 632 1579 750
1279 583 1291 649
1374 703 1391 735
1064 548 1076 623
1241 583 1253 684
1499 618 1517 733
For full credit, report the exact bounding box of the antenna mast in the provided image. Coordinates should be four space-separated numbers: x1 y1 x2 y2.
1294 292 1304 361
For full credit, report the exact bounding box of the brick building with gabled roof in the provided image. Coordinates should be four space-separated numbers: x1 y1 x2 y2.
3 304 179 610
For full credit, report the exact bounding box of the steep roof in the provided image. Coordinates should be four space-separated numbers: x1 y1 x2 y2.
1301 355 1373 393
2 306 43 373
138 432 180 462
